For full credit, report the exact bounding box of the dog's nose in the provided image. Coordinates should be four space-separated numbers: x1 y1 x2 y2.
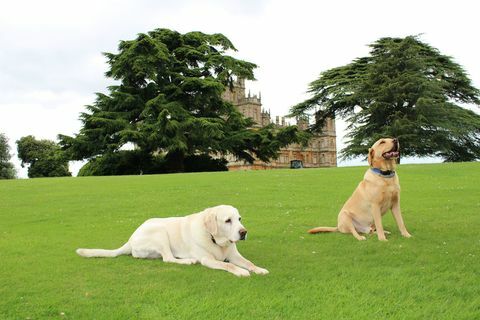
239 229 247 240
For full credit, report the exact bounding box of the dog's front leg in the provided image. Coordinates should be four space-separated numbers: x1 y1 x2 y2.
391 197 412 238
227 247 269 275
372 206 387 241
200 256 250 277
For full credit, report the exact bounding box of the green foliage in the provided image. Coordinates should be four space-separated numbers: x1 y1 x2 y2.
78 150 165 176
183 154 228 173
1 163 479 318
16 135 71 178
0 133 16 179
291 36 480 161
78 151 227 176
60 28 304 173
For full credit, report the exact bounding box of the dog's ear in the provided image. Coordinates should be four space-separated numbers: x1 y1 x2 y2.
204 209 218 236
368 148 375 166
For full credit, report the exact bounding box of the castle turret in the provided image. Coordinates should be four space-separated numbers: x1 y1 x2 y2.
297 116 309 130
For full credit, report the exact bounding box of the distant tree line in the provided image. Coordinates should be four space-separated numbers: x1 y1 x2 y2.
1 134 72 179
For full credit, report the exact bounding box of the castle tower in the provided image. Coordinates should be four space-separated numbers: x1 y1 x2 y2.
261 109 271 126
222 78 262 127
221 78 246 105
297 116 309 130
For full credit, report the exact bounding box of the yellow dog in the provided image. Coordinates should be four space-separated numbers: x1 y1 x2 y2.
309 138 412 241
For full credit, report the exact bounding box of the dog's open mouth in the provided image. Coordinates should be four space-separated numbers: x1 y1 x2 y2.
383 142 400 159
382 151 399 159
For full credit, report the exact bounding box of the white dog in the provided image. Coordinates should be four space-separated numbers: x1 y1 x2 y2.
76 205 269 277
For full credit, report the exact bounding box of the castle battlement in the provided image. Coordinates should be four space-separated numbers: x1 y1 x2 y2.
243 96 261 104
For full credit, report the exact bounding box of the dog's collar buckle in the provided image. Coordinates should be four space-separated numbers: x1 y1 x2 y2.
370 167 396 178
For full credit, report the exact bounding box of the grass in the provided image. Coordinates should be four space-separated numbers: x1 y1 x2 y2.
0 162 479 319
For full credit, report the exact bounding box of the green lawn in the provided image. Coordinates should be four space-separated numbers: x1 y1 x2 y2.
1 162 479 319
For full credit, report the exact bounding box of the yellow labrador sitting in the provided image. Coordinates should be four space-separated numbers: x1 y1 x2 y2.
77 205 269 277
308 138 412 241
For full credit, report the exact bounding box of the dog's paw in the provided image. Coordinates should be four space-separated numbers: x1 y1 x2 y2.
252 266 269 275
357 236 367 241
233 268 251 277
378 237 388 242
402 232 412 238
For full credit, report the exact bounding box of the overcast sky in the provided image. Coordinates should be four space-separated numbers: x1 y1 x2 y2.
1 0 479 178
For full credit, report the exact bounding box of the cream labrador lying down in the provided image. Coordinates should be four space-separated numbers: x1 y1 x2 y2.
308 138 412 241
76 205 269 277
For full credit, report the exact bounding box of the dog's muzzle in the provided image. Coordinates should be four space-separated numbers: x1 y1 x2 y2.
383 138 400 159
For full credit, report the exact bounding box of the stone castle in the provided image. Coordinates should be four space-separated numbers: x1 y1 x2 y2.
222 78 337 170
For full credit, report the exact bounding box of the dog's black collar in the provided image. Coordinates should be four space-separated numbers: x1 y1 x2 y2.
370 167 396 178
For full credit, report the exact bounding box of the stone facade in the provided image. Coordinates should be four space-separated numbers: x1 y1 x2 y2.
222 78 337 170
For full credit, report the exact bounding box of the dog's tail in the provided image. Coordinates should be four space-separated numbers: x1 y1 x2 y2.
308 226 338 234
76 242 131 258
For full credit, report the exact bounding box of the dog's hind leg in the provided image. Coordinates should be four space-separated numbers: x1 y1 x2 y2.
338 212 366 241
133 229 197 265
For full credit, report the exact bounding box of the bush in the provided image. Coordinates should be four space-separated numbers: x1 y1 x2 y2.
78 151 165 176
17 135 71 178
78 151 227 176
184 154 228 172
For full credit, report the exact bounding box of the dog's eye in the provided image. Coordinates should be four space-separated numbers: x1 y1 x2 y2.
239 217 242 221
380 140 385 144
225 219 231 223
